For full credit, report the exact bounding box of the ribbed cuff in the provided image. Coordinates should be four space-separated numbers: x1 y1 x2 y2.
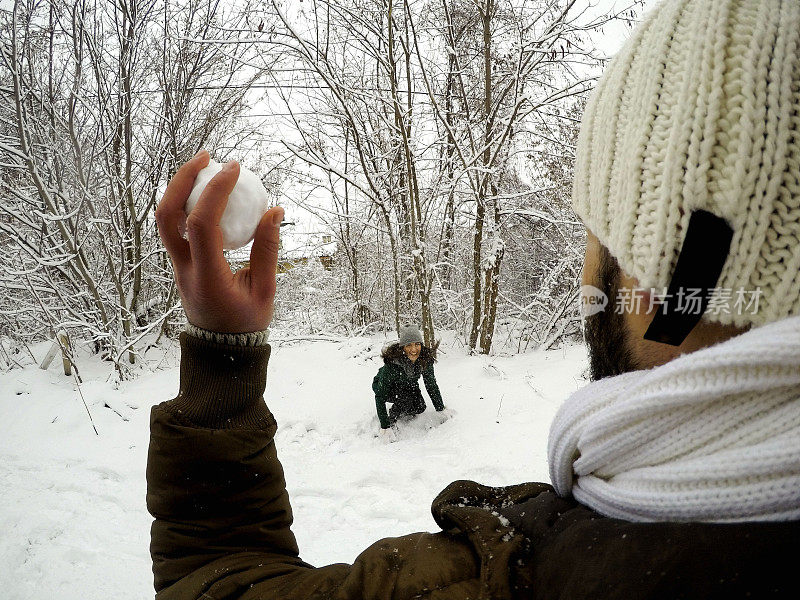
185 323 270 347
160 332 274 430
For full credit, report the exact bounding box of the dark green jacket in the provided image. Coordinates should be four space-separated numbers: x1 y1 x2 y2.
147 334 800 599
372 356 445 428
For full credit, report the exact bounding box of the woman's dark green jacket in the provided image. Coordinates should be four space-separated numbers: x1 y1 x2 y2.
372 343 444 429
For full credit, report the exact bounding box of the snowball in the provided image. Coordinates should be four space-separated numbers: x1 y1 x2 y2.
184 159 270 250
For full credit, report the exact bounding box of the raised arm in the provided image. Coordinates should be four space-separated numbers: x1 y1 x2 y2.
147 151 306 591
146 152 486 599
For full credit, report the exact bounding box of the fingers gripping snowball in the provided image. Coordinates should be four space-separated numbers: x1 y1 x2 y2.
184 159 270 250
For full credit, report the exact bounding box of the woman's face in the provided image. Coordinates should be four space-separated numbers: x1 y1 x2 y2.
403 342 421 362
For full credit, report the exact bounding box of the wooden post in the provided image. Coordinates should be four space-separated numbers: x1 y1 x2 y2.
39 330 72 376
59 331 71 376
39 340 60 371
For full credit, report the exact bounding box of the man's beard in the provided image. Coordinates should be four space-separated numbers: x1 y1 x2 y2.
583 245 639 381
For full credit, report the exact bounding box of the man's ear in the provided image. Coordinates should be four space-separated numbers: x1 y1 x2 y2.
581 229 602 288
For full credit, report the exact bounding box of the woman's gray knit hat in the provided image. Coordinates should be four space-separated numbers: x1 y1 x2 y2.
573 0 800 328
399 325 424 346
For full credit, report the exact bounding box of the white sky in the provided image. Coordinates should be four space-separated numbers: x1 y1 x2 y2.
593 0 661 56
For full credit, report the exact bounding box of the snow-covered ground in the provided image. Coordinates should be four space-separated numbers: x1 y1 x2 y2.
0 333 588 599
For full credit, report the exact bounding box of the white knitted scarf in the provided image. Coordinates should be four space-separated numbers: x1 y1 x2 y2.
548 315 800 523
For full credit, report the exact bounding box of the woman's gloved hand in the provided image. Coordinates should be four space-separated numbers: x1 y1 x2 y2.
379 427 399 444
435 407 455 424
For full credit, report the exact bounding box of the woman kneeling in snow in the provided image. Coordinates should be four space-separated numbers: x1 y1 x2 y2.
372 325 446 439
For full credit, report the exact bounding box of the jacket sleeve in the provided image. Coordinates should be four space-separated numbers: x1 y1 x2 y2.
372 365 392 429
423 364 445 411
147 333 314 594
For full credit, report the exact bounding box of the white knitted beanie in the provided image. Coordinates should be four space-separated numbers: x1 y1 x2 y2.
573 0 800 328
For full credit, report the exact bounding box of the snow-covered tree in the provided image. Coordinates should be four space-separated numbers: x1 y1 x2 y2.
264 0 642 352
0 0 277 377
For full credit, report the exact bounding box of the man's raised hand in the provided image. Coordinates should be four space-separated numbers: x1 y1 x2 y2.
155 150 283 333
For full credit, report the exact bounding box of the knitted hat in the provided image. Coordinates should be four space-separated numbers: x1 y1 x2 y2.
573 0 800 329
398 325 423 346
